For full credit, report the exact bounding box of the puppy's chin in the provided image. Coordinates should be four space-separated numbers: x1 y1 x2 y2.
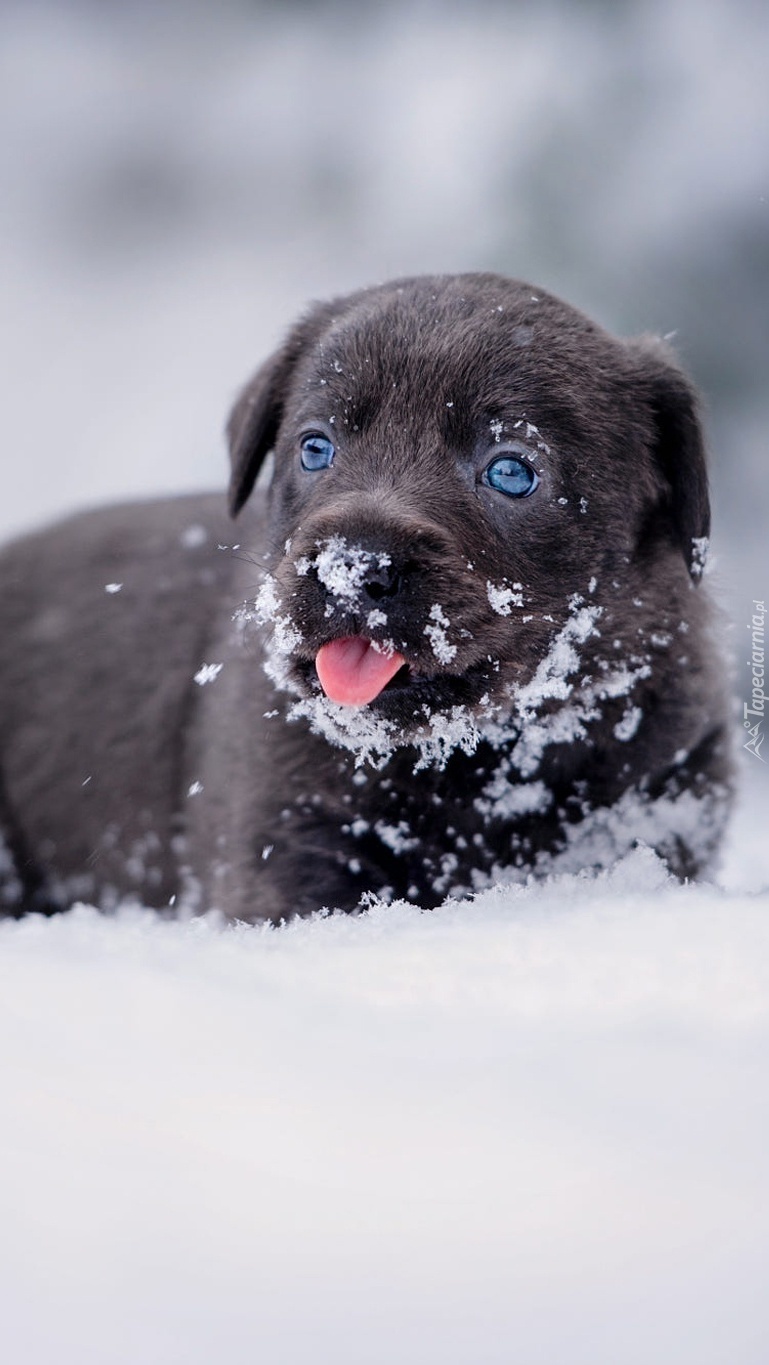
293 650 508 725
273 647 516 770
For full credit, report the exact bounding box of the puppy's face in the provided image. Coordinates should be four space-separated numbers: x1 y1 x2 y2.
229 275 709 756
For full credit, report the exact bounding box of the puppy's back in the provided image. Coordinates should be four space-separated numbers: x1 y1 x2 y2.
0 493 233 913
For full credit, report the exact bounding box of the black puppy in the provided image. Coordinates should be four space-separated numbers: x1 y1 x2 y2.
0 274 733 921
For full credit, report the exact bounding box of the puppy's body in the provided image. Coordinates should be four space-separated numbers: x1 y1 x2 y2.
0 274 733 920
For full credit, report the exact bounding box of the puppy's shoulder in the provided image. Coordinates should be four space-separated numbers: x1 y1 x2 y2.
0 491 259 713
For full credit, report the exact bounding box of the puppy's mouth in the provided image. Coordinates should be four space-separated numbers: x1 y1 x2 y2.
315 636 409 706
289 633 505 728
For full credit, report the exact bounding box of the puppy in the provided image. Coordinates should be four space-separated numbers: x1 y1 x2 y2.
0 273 733 921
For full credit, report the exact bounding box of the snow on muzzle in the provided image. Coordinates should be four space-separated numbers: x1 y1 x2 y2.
315 637 407 706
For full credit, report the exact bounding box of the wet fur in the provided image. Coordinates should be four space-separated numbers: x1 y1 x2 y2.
0 274 733 921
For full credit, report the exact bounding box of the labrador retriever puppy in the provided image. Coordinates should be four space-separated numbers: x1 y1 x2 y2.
0 273 733 921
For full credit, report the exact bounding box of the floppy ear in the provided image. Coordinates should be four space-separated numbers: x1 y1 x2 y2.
226 296 354 517
631 338 711 579
227 349 288 516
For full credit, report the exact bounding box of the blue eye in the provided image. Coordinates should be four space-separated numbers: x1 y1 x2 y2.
484 454 539 498
300 433 335 471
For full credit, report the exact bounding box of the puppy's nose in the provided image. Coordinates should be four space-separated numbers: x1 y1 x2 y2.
305 538 406 606
362 559 401 601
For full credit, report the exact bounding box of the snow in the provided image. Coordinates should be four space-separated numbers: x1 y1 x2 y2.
312 536 391 605
613 703 643 741
503 599 645 779
372 818 420 855
193 662 223 686
287 690 400 769
691 535 710 578
1 764 768 1365
180 523 208 550
423 602 457 664
249 575 304 688
486 579 525 615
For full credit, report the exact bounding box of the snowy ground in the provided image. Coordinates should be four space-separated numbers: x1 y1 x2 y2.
1 759 767 1365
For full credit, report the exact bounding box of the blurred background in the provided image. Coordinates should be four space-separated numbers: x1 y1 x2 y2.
1 0 767 670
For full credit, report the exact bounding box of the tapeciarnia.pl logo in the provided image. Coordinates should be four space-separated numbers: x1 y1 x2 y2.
744 598 766 761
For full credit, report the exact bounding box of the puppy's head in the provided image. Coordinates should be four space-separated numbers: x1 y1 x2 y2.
228 274 710 757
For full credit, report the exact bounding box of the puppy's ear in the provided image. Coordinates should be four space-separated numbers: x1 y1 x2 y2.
631 338 711 579
227 345 295 517
227 298 343 516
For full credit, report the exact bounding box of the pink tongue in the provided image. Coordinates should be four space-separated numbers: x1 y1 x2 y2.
316 637 406 706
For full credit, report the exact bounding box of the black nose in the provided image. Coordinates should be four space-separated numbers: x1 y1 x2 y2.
305 541 407 605
362 559 401 601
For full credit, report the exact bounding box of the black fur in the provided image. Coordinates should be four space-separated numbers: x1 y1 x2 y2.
0 274 733 921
